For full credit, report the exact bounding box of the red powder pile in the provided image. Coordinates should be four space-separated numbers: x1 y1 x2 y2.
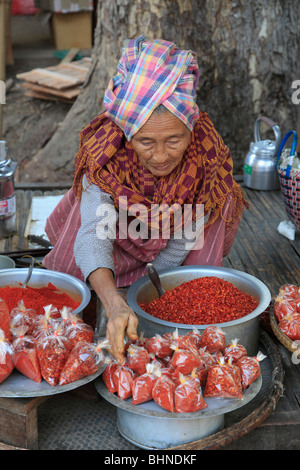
0 283 80 316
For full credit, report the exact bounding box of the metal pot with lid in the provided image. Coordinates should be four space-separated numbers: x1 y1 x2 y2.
0 140 17 238
243 116 281 190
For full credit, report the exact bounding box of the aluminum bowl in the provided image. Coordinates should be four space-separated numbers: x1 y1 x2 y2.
127 266 271 356
0 268 91 316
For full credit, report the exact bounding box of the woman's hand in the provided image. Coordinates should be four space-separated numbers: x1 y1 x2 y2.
105 299 139 364
88 267 139 364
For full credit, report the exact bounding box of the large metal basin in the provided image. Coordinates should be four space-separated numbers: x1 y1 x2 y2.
127 266 271 356
0 268 91 316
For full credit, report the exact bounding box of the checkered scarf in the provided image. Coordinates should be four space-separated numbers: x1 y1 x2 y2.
103 35 200 140
73 111 247 235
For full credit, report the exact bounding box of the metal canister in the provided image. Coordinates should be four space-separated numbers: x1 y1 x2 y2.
0 141 17 238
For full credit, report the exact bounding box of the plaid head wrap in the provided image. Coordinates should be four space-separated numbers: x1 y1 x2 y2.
103 35 200 140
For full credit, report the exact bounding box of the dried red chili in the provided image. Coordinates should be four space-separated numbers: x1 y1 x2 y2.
131 363 159 405
36 324 71 386
223 338 247 364
236 352 266 390
59 340 107 386
204 357 243 399
199 326 226 353
65 316 94 348
0 283 80 317
278 312 300 340
139 276 258 325
174 375 207 413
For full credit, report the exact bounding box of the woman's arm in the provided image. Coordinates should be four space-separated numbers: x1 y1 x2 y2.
88 267 138 363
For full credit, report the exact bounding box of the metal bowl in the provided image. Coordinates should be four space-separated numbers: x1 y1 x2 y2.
0 268 91 316
127 266 271 356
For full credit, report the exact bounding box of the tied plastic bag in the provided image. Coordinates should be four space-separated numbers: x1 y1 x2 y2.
278 312 300 340
65 316 94 348
170 343 201 376
236 352 266 390
146 334 173 358
199 326 226 353
131 363 160 405
113 364 136 400
204 357 243 399
11 324 41 383
174 374 207 413
59 339 110 386
170 328 200 355
278 284 300 299
32 305 57 340
152 373 176 412
102 360 119 394
126 343 150 376
37 323 72 386
0 328 14 383
274 295 297 322
0 298 11 340
10 299 36 336
223 338 247 364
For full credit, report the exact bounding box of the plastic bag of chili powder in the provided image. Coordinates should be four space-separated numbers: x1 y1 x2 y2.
274 296 297 322
102 360 119 394
36 324 72 386
170 343 201 376
65 317 94 349
146 334 173 358
174 374 207 413
11 325 42 383
113 363 136 400
223 338 247 364
0 328 14 383
204 357 243 399
32 305 57 340
236 352 266 390
126 343 150 376
199 326 226 353
10 300 37 336
152 373 176 412
278 312 300 340
59 339 110 386
131 363 160 405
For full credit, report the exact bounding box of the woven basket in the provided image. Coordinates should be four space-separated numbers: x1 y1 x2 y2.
269 303 299 353
278 167 300 232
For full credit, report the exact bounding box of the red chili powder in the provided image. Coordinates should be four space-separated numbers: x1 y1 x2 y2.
0 282 80 316
139 276 258 325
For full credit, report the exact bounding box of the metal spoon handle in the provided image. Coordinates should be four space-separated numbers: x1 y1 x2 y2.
22 257 34 288
146 263 165 298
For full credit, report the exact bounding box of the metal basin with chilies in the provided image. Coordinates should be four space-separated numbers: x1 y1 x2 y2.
127 266 271 356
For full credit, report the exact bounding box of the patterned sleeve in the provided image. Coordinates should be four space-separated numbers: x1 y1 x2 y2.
74 175 118 281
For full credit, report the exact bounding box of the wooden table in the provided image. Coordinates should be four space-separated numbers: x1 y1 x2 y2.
0 181 299 450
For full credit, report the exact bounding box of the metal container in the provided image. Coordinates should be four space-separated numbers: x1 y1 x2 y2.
96 375 262 449
243 116 281 190
0 268 91 316
127 266 271 356
0 141 17 237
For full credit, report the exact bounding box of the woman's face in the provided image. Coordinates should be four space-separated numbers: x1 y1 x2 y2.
131 110 191 177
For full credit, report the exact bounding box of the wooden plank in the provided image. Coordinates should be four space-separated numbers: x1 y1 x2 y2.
16 58 91 90
21 82 80 100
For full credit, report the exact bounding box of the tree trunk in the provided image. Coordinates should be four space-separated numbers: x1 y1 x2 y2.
22 0 300 182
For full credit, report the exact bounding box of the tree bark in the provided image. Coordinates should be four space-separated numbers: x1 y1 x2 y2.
22 0 300 182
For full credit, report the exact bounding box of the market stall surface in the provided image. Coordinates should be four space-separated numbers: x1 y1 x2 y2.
0 181 299 450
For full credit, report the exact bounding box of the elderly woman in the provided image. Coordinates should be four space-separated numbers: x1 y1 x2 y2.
43 36 247 363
